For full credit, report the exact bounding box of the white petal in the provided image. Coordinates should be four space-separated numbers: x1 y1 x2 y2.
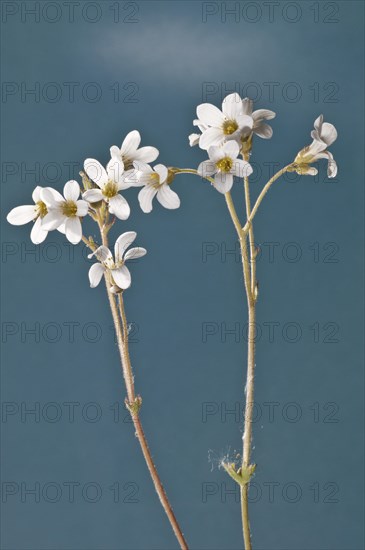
30 216 48 244
124 247 147 261
7 205 36 225
76 200 89 217
121 130 141 156
199 127 224 150
236 114 254 132
223 140 240 159
138 186 158 213
110 145 121 160
222 93 244 119
133 146 159 164
153 164 168 184
133 161 153 173
111 265 131 289
252 109 276 121
114 231 137 262
197 103 225 127
197 160 216 177
107 158 125 185
63 180 80 202
241 98 253 116
41 188 63 207
42 211 65 231
189 133 201 147
214 172 233 194
88 263 105 288
82 189 104 203
123 168 144 187
254 123 273 139
32 186 42 203
65 217 82 245
108 194 130 220
84 159 108 189
88 245 113 263
156 185 180 210
319 122 337 146
231 159 253 178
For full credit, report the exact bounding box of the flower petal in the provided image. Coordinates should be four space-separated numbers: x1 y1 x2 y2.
214 172 233 194
189 133 201 147
197 159 216 177
114 231 137 262
7 205 36 226
31 216 48 244
241 98 253 116
252 109 276 121
64 217 82 244
254 122 273 139
42 211 65 231
107 158 125 186
121 130 141 156
199 127 224 150
64 180 80 202
111 265 131 289
88 245 113 263
110 145 121 160
156 185 180 210
138 186 158 213
133 146 159 164
32 186 42 203
222 93 244 119
82 189 104 203
84 159 108 189
153 164 168 184
223 140 240 159
108 194 130 220
197 103 225 127
124 247 147 261
76 200 89 217
231 159 253 178
88 263 105 288
41 187 63 207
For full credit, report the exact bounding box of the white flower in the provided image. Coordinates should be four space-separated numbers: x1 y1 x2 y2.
88 231 147 290
197 141 253 194
110 130 159 170
6 186 60 244
193 93 253 150
293 115 338 177
82 158 131 220
41 181 89 244
241 98 276 139
128 162 180 214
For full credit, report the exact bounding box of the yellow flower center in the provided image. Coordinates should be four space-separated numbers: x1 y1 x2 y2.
103 181 118 199
150 172 161 189
223 119 238 136
122 156 134 171
36 200 48 219
216 156 233 173
62 200 78 217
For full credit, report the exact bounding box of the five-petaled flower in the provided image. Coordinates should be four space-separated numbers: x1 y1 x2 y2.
41 180 89 244
192 93 253 150
7 186 58 244
88 231 147 290
128 162 180 213
292 115 338 177
83 158 131 220
197 141 253 194
110 130 159 170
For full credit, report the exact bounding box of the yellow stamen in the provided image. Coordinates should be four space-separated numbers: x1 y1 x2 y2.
223 119 238 136
216 156 233 173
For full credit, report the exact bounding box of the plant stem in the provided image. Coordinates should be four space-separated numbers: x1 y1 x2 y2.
97 223 188 550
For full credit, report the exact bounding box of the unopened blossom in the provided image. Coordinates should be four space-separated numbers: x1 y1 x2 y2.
292 115 338 177
197 141 253 194
83 158 131 220
6 186 59 244
110 130 159 170
41 180 89 245
88 231 147 290
192 93 253 150
128 162 180 214
189 120 208 147
241 98 276 139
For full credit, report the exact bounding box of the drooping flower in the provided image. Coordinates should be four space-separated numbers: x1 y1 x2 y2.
241 98 276 139
82 158 131 220
292 115 338 177
197 141 253 194
192 93 253 150
109 130 159 170
6 186 59 244
88 231 147 290
127 162 180 214
41 180 89 244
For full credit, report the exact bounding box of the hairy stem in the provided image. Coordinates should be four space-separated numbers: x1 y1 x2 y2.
97 222 188 550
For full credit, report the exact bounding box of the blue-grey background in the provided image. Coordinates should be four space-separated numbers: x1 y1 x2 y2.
1 1 364 549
